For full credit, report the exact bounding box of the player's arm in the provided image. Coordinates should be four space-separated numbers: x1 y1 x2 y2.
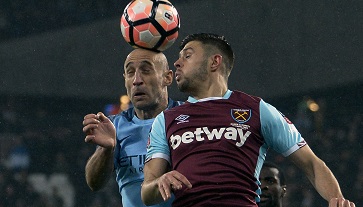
288 145 346 203
85 146 114 191
141 158 192 205
141 112 192 205
260 100 355 206
141 158 170 205
83 112 116 191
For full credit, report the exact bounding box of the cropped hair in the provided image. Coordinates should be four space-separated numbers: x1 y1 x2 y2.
263 161 286 186
179 33 235 75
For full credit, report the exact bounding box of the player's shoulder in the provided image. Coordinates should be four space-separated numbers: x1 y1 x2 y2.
163 99 185 113
167 98 183 109
108 107 134 123
231 90 262 103
109 99 183 121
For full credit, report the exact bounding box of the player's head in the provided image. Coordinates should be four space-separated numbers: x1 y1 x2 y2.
259 162 287 207
173 33 235 93
124 48 172 116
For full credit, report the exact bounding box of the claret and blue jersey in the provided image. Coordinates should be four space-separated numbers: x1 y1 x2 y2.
146 90 306 207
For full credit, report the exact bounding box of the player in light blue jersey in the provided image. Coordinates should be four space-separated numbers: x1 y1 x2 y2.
83 48 182 207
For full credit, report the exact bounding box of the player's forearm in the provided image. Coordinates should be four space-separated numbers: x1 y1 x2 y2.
289 145 344 202
85 147 114 191
307 159 344 201
141 179 164 206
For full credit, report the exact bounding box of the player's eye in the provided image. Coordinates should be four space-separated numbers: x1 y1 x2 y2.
142 70 151 74
140 67 153 74
125 69 135 77
266 178 276 185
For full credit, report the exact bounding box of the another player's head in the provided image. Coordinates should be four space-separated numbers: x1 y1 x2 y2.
259 162 287 207
124 48 173 117
173 33 235 93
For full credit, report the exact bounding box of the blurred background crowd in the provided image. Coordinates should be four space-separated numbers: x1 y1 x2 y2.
0 0 362 206
0 95 122 207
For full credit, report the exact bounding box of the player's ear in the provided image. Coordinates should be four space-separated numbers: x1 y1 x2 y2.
281 185 287 198
163 69 173 86
210 54 223 72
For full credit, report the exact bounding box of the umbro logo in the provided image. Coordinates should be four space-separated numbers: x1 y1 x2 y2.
175 114 189 124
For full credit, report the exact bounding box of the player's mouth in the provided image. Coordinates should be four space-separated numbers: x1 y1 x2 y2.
175 72 182 82
133 91 147 99
259 194 270 203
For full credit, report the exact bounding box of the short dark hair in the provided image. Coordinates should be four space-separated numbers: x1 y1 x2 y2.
179 33 235 75
263 161 286 185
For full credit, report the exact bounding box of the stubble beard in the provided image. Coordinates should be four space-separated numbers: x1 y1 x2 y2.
177 60 208 93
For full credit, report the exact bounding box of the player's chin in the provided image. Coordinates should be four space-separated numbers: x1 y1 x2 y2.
176 82 190 93
132 94 148 102
132 97 150 108
259 196 271 206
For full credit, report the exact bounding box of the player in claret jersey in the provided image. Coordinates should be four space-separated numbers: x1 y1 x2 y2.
141 33 355 207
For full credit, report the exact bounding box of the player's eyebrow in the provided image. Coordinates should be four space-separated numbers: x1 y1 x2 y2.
125 60 153 69
179 47 194 57
263 176 275 179
260 176 278 182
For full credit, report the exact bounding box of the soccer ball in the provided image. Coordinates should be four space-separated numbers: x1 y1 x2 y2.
120 0 180 52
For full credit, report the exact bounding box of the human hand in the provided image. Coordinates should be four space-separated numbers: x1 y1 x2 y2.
329 198 355 207
157 170 192 201
83 112 116 149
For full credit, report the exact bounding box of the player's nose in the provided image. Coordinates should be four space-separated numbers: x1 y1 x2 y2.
174 58 182 69
260 181 269 190
133 70 143 86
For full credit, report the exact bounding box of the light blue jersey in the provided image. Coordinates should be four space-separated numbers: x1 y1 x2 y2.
109 99 181 207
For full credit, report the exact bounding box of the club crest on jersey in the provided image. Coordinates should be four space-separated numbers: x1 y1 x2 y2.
146 137 151 148
231 109 251 124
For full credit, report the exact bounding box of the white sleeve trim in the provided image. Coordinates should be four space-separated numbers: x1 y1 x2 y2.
282 141 307 157
145 153 171 165
282 144 300 157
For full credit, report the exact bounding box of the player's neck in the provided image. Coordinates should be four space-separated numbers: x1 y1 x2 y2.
191 81 228 100
134 99 168 120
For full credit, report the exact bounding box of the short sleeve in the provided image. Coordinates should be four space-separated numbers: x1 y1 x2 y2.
145 112 171 164
260 100 306 157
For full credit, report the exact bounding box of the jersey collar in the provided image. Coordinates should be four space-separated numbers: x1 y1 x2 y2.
187 89 232 103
